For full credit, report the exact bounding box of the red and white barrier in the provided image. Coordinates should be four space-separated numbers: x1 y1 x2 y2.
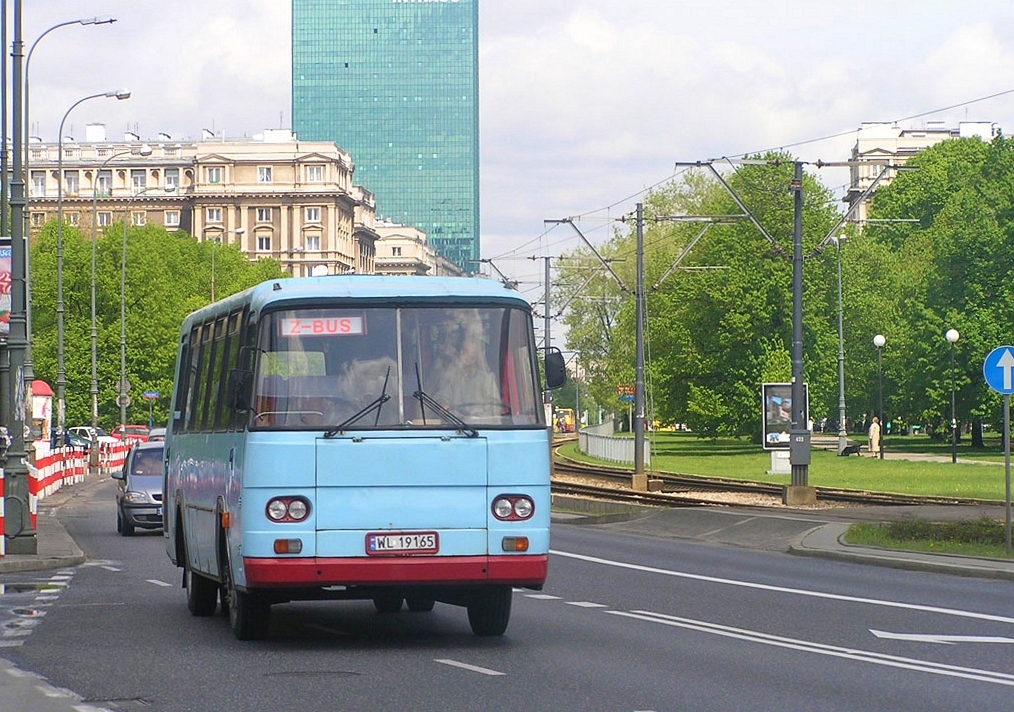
1 466 5 557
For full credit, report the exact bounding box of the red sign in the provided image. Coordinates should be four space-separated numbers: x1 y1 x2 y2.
281 316 364 336
616 384 634 396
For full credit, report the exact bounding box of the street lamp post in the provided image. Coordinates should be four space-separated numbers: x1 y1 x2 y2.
121 186 156 431
91 145 150 442
873 334 886 460
56 89 130 447
24 16 117 404
210 227 245 302
946 328 960 463
833 235 848 455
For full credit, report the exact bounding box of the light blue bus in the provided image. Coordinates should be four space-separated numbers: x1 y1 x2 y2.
163 276 565 640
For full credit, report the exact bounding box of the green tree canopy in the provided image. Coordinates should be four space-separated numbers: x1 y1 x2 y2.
29 222 288 430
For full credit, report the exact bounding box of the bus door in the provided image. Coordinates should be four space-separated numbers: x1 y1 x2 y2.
314 435 489 559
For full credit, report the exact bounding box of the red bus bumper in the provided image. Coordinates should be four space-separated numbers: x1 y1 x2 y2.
243 554 548 588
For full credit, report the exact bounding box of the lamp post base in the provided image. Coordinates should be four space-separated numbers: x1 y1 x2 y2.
783 485 817 506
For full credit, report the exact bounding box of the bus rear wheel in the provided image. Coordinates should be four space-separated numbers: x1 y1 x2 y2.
467 586 512 636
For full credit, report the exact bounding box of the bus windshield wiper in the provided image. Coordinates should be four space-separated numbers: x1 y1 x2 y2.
324 367 391 437
412 362 477 438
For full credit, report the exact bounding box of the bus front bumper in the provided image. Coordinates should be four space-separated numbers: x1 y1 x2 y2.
243 554 548 588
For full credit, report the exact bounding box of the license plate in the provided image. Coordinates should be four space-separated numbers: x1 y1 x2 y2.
155 506 162 517
366 531 439 556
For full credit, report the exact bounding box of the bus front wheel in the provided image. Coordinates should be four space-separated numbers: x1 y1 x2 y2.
466 586 512 636
223 548 270 640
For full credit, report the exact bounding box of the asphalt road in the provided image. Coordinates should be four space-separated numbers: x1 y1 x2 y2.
3 476 1014 711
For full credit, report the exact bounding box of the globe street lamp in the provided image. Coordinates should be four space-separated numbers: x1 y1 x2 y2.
832 235 848 455
873 334 886 460
946 328 960 463
56 89 130 446
91 145 151 440
121 186 156 432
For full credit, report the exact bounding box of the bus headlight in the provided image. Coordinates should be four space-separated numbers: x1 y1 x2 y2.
266 497 311 523
492 495 534 521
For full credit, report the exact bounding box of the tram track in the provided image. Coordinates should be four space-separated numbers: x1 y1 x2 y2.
551 448 1001 509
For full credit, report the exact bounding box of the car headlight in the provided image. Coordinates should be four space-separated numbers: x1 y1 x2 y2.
124 491 147 503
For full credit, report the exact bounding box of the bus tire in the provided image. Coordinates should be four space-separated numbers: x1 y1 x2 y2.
373 594 404 613
223 547 270 640
186 565 219 617
467 586 512 636
406 597 435 612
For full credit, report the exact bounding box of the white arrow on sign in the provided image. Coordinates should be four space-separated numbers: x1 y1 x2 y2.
871 629 1014 645
999 348 1014 391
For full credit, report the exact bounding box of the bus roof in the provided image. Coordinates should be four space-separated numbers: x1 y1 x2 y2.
184 276 531 327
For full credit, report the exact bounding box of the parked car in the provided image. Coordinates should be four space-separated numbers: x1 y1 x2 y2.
68 426 118 449
146 427 166 442
111 424 150 443
112 440 164 536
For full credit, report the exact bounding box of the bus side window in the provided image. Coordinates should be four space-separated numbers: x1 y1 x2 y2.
172 336 190 431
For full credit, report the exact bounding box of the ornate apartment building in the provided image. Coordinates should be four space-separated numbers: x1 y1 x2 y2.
844 121 999 223
373 222 463 277
26 125 378 276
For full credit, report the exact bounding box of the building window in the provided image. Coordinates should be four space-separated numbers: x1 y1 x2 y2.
131 169 146 192
258 166 272 183
164 210 180 227
131 211 146 226
165 168 179 192
257 234 271 252
30 212 45 228
207 207 222 223
30 171 45 197
306 165 323 182
256 207 272 222
64 171 79 195
206 166 222 184
305 234 320 252
98 212 112 227
66 212 79 227
305 206 320 223
96 170 112 197
392 247 402 257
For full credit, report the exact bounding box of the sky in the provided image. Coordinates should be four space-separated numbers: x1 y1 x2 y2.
23 0 1014 315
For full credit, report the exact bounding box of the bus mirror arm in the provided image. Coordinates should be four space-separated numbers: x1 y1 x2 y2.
544 348 567 390
228 368 254 411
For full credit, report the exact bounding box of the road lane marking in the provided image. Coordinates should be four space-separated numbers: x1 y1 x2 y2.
525 594 561 600
551 549 1014 625
614 609 1014 687
101 566 121 572
871 630 1014 645
566 601 608 608
435 659 505 676
146 579 172 587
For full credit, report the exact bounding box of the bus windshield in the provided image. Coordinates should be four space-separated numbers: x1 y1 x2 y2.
250 305 542 430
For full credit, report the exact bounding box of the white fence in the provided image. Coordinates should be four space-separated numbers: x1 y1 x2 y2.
578 419 650 467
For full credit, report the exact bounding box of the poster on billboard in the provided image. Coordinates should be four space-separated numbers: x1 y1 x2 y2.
762 382 808 450
0 238 10 339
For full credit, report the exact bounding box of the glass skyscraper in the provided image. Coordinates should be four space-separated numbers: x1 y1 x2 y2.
292 0 480 271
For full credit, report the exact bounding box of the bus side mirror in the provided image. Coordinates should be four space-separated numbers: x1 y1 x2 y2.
544 348 567 390
228 369 254 411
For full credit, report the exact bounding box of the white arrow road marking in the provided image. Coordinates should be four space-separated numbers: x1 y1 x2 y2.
435 659 505 676
871 629 1014 645
999 348 1014 391
614 610 1014 687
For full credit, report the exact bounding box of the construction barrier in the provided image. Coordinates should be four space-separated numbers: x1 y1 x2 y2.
25 441 132 535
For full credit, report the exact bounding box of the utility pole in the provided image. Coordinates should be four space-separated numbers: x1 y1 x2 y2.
786 161 814 504
632 203 647 491
5 0 36 553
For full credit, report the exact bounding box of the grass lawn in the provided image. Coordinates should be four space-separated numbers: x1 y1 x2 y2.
845 519 1014 560
559 431 1010 501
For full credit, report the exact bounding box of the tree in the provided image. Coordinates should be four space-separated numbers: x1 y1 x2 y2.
28 222 288 430
559 156 891 440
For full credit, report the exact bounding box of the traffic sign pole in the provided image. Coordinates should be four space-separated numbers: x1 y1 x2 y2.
983 346 1014 553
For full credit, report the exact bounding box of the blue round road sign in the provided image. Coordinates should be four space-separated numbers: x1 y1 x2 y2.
983 346 1014 395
